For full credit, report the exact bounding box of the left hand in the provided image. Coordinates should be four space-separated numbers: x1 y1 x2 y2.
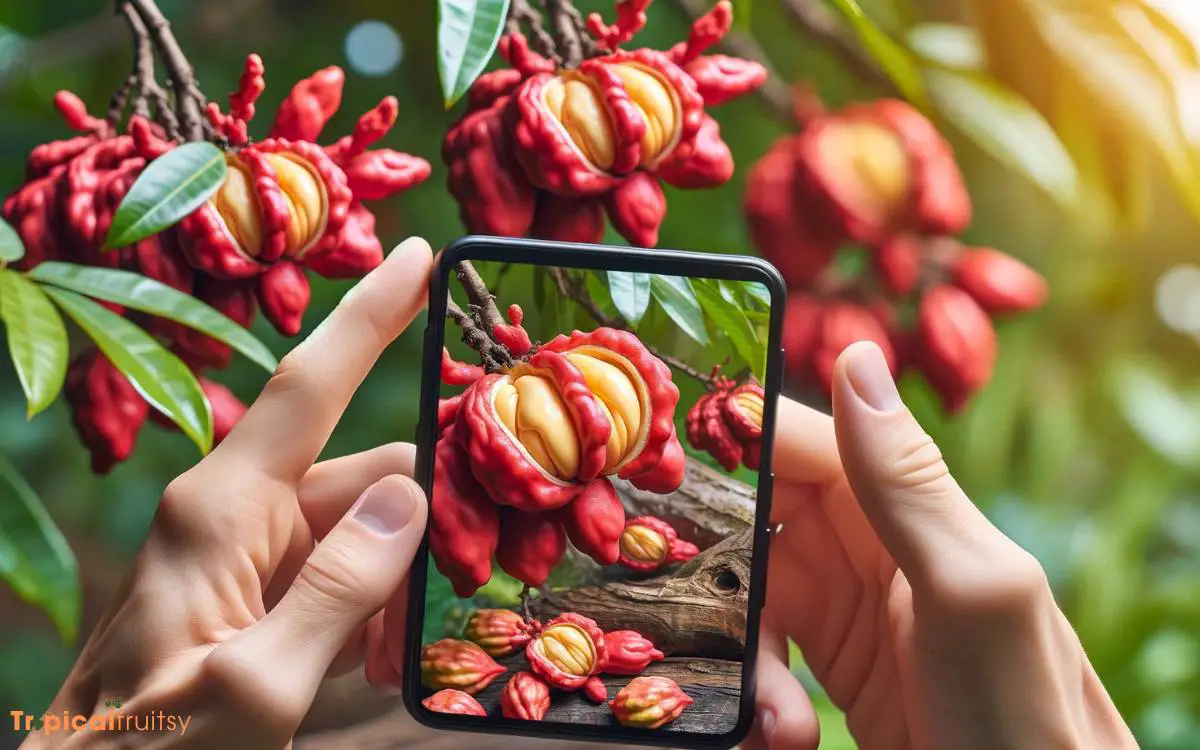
26 237 433 749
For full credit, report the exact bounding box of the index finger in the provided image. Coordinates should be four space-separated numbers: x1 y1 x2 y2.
215 237 433 481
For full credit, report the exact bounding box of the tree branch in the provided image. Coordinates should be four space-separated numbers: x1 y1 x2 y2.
544 0 590 67
508 0 559 61
548 267 713 386
127 0 207 141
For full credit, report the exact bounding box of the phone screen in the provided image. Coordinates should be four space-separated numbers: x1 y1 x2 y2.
415 247 778 743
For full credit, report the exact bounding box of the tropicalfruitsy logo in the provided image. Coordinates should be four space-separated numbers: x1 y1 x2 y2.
10 699 193 736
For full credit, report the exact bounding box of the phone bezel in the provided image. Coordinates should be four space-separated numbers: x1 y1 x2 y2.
404 235 786 750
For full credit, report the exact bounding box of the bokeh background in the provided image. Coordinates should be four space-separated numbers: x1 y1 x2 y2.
1 1 1198 748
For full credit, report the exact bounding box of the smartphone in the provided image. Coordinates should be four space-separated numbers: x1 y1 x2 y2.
405 236 785 749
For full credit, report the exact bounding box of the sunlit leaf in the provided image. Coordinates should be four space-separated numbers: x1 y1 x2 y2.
0 271 68 418
826 0 927 105
104 142 225 250
43 287 213 454
741 280 773 309
437 0 512 108
908 23 985 70
650 274 709 346
0 216 23 262
30 262 277 373
925 68 1079 207
607 271 652 326
0 455 79 643
693 279 763 379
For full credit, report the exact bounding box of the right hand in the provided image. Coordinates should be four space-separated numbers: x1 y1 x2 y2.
744 341 1138 750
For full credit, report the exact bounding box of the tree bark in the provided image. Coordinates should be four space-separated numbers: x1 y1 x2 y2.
530 529 753 659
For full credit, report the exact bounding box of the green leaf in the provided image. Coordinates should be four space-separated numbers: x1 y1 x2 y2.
650 274 709 346
30 263 277 373
43 287 213 454
0 216 24 262
907 23 985 70
607 271 652 326
0 455 79 643
437 0 512 109
0 271 68 418
741 280 773 309
104 142 226 250
925 68 1079 207
693 280 763 379
826 0 927 105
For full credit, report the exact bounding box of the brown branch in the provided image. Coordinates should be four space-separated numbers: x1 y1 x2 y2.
127 0 206 141
544 0 588 67
548 267 713 386
446 299 512 372
508 0 559 61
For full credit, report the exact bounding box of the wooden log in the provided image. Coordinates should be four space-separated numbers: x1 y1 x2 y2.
530 529 753 659
612 459 756 549
469 655 742 734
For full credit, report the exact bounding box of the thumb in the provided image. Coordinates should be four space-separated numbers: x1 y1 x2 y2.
830 342 1003 588
209 475 427 727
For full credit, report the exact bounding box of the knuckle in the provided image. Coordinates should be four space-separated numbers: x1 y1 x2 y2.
885 430 951 495
268 350 320 398
928 547 1051 623
199 647 300 732
296 538 379 610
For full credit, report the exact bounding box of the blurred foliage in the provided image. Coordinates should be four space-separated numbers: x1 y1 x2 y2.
0 0 1197 748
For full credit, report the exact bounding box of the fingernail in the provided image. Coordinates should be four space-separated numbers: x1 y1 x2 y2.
353 478 418 535
844 342 903 412
761 708 778 744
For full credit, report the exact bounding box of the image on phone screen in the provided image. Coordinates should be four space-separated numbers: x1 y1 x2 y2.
416 249 777 743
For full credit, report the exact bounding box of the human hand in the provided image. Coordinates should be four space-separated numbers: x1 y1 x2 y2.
25 237 434 749
744 341 1137 750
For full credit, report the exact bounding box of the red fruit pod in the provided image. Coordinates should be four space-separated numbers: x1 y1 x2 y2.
170 277 257 371
270 66 345 142
609 676 693 728
467 68 525 113
464 609 535 657
539 327 680 482
618 515 679 572
199 378 246 445
781 293 822 384
810 302 896 395
430 430 500 597
496 509 568 588
54 90 105 134
951 247 1048 315
500 671 552 720
443 96 537 237
493 304 534 357
455 370 594 513
341 148 432 202
625 428 685 494
582 676 608 704
256 260 311 336
682 55 767 107
64 349 149 475
721 382 764 442
604 172 667 248
25 134 99 180
304 201 385 279
422 689 487 716
442 349 485 386
603 630 665 675
510 73 623 198
530 194 606 244
576 55 648 176
438 394 463 435
655 113 733 189
743 439 762 471
667 538 700 563
420 639 507 695
252 137 354 260
875 234 922 296
697 389 742 472
559 478 626 566
743 137 839 288
526 613 608 690
917 284 998 412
